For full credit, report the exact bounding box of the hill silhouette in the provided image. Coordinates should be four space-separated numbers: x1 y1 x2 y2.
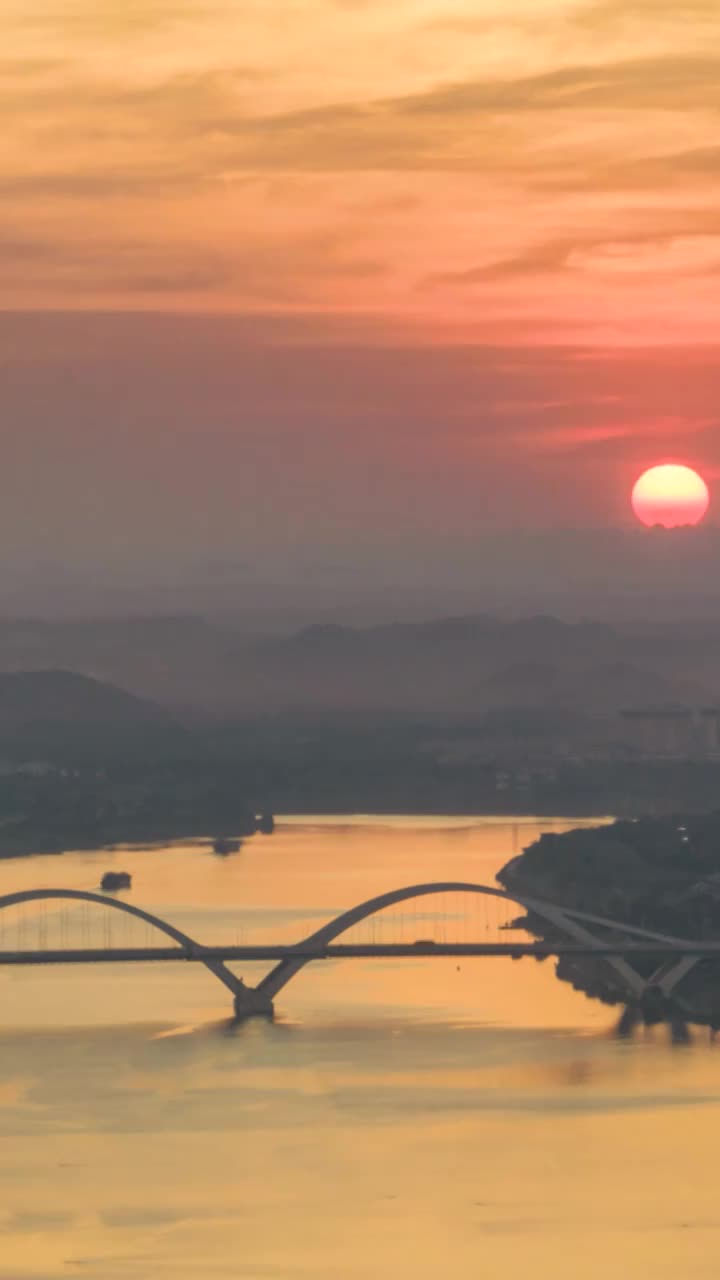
0 670 177 761
0 612 716 718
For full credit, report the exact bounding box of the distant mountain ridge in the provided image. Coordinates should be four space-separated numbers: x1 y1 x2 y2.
0 613 717 718
245 615 704 714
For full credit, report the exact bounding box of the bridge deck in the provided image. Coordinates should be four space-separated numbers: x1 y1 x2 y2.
1 942 720 965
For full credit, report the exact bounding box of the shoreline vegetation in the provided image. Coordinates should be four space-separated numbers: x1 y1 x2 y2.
0 808 580 859
3 739 720 859
0 798 604 860
499 814 720 1029
0 786 275 859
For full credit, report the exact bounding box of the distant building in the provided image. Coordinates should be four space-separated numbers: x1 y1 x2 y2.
620 708 720 759
0 760 58 777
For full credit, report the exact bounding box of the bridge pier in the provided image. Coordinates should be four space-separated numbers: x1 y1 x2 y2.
669 1016 691 1046
617 993 694 1043
616 1004 640 1038
639 983 667 1026
232 983 274 1020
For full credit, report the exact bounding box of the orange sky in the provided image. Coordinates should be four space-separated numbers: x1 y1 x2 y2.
2 2 719 593
5 0 720 342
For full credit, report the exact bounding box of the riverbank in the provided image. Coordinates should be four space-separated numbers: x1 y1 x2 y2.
498 813 720 1026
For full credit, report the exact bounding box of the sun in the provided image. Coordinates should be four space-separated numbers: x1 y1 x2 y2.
631 464 709 528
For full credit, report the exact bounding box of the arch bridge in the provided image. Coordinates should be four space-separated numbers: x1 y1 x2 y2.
0 883 714 1025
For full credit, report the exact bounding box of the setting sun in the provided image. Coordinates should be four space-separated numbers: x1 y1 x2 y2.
631 464 709 528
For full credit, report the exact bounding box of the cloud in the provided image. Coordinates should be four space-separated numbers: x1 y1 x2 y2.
0 56 68 75
14 0 230 38
509 417 719 454
637 145 720 177
0 220 388 302
426 0 720 37
235 52 720 143
160 54 720 190
578 0 720 26
0 233 232 294
0 171 203 199
428 241 577 285
394 56 720 116
4 1 720 332
2 1211 74 1234
0 65 263 127
427 226 720 288
8 51 720 184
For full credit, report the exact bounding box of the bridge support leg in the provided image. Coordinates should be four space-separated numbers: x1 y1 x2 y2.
232 983 274 1020
616 1004 640 1038
669 1016 691 1046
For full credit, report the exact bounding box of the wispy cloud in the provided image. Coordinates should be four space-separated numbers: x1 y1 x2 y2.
427 227 720 288
510 417 719 454
3 0 720 339
577 0 720 27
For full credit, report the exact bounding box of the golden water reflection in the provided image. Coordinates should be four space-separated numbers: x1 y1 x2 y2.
0 815 716 1279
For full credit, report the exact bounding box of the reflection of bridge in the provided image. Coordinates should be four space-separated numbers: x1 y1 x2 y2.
0 884 717 1027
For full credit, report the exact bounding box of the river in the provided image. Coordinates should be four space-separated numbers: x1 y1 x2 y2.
0 814 716 1279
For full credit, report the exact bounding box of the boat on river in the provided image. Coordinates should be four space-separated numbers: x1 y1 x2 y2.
101 870 132 891
212 836 242 855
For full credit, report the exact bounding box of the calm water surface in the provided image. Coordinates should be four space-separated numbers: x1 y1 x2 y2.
0 815 717 1279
